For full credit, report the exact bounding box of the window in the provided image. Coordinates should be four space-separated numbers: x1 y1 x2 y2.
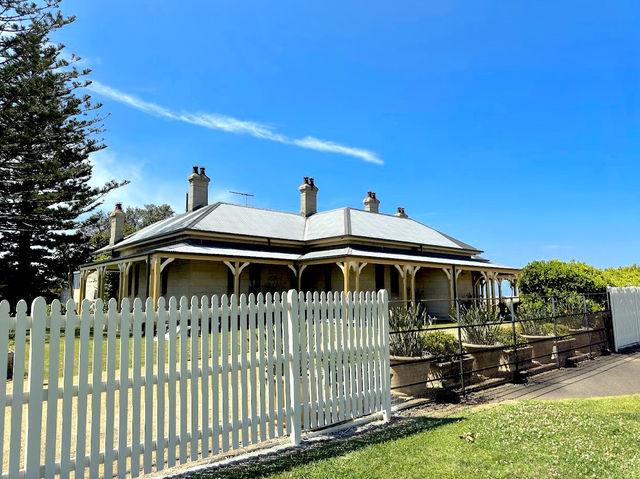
390 266 399 294
134 264 140 296
249 264 261 295
375 264 385 292
227 267 234 295
324 264 333 292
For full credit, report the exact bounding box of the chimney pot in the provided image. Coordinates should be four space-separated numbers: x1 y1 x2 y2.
200 167 205 175
192 165 198 174
395 207 408 218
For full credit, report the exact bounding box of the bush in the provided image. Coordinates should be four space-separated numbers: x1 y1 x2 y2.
456 304 501 345
424 330 459 360
519 260 607 297
389 306 434 357
495 327 526 348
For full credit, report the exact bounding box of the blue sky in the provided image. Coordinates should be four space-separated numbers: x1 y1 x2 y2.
55 1 639 269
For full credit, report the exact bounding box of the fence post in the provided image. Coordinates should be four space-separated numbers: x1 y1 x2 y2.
509 298 520 382
286 290 302 445
552 296 560 369
455 299 466 397
380 289 392 422
583 294 592 358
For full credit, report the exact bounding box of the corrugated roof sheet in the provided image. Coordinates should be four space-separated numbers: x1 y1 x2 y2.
103 202 480 253
155 243 301 261
299 247 519 271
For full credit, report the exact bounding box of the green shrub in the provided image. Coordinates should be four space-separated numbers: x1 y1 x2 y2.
519 260 607 297
389 306 434 357
456 304 501 345
423 330 459 359
495 327 526 348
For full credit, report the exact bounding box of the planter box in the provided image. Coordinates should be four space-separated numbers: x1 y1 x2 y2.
522 335 556 364
429 355 474 389
390 355 431 397
553 338 576 366
463 343 504 379
500 345 534 374
568 328 597 355
6 349 13 380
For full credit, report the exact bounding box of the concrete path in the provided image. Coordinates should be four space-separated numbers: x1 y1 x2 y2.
478 349 640 402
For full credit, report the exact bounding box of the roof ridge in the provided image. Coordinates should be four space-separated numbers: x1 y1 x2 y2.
218 201 302 217
185 202 222 229
344 207 352 236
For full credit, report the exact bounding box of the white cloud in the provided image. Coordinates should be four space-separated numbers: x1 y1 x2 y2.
87 81 383 165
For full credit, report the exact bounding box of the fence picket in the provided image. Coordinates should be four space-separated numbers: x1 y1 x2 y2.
210 295 220 456
273 293 285 437
265 293 276 439
167 298 178 467
190 297 200 461
340 293 351 421
9 300 27 478
103 299 118 479
0 301 9 477
156 297 167 471
306 292 317 429
44 300 63 478
178 297 189 463
230 295 240 449
257 294 267 442
131 299 144 476
220 295 230 452
248 294 258 445
239 294 249 447
25 298 46 479
334 293 346 423
117 299 131 479
74 300 92 478
201 296 210 459
89 301 105 479
144 298 155 473
313 292 323 428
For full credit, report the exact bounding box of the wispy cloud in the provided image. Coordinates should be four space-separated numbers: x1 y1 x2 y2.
542 244 575 250
87 81 383 165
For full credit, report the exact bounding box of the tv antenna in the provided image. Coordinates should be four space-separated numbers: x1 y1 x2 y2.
229 191 254 207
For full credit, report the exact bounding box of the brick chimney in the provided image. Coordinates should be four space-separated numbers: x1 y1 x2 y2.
363 191 380 213
395 207 408 218
109 203 125 246
299 177 319 217
188 166 210 212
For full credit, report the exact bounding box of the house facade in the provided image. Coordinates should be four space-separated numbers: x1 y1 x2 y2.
76 167 520 319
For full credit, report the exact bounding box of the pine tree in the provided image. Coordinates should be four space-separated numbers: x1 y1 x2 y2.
0 1 124 305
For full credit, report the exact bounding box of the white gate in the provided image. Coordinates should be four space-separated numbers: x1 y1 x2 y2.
608 287 640 351
0 290 391 478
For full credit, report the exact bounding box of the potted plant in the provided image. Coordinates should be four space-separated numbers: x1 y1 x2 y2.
389 306 433 396
457 305 504 379
495 328 534 374
424 330 473 389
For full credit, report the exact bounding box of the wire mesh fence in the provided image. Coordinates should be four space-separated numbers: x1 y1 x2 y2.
387 293 612 400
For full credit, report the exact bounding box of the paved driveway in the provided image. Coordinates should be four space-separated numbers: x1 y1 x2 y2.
479 349 640 402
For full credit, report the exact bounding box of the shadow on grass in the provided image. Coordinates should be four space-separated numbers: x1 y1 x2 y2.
195 416 462 479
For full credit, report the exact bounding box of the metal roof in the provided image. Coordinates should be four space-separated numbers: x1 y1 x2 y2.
299 247 519 271
138 243 518 271
155 243 301 261
101 202 481 253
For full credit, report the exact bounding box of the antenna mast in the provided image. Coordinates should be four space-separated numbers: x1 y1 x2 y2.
229 191 254 207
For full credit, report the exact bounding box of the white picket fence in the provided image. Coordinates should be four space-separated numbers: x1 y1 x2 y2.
0 290 391 479
608 286 640 351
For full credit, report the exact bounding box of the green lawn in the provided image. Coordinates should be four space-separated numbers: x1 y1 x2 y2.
199 395 640 479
